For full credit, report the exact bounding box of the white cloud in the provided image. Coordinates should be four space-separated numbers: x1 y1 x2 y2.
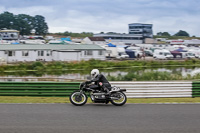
3 6 55 16
0 6 6 13
151 13 200 36
48 10 140 34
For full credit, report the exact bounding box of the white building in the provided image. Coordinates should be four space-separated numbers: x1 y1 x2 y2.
0 29 19 40
184 39 200 46
0 44 106 63
164 39 200 46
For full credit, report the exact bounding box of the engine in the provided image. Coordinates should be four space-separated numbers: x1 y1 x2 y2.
91 93 106 102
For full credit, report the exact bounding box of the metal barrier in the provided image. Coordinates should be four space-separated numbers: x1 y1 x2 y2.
0 81 196 98
0 82 80 97
192 81 200 97
110 81 192 98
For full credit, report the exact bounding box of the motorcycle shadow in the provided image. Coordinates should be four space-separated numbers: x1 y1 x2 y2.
69 103 127 107
86 103 127 107
86 103 113 106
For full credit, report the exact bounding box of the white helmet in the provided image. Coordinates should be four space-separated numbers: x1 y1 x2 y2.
91 69 99 78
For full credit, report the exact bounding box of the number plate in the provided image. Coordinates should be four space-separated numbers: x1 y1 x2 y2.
111 86 120 91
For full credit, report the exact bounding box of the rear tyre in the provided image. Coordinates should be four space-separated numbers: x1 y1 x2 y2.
69 91 87 106
110 92 127 106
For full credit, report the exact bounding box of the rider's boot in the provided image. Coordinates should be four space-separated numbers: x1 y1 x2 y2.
104 87 111 97
105 100 109 104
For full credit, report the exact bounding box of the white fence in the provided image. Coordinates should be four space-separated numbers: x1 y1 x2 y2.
110 81 192 98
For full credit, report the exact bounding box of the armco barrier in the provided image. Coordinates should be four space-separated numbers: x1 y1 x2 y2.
0 81 194 98
110 81 192 98
0 82 80 97
192 81 200 97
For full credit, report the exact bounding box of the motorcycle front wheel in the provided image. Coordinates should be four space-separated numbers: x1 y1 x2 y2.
69 91 87 106
110 92 127 106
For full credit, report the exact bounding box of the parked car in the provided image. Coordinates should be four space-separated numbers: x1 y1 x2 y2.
144 50 153 56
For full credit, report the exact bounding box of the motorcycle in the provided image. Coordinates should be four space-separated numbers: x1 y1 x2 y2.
69 82 127 106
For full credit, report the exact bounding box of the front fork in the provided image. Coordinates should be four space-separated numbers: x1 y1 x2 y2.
79 90 83 95
90 92 94 101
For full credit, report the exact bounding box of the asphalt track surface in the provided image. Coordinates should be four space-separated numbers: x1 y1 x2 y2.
0 103 200 133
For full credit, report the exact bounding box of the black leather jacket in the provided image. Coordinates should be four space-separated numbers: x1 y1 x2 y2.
88 74 111 88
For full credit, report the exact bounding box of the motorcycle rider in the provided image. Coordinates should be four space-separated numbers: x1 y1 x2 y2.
86 69 111 95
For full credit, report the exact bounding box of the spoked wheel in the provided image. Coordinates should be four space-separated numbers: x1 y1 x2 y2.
69 91 87 106
110 92 127 106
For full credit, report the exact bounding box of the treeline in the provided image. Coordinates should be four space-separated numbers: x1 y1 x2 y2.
53 31 93 38
155 30 193 39
0 11 48 35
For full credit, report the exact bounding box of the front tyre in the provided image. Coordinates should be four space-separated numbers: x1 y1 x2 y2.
69 91 87 106
110 92 127 106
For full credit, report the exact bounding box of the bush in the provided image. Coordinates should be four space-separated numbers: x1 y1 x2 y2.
31 62 44 70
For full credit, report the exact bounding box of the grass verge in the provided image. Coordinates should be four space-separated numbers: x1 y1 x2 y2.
0 96 200 104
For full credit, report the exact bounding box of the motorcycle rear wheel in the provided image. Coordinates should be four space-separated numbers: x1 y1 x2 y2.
110 92 127 106
69 91 87 106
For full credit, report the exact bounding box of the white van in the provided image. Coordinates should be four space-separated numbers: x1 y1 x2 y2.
102 46 129 58
153 49 173 59
188 49 200 58
117 47 129 59
181 52 195 59
127 47 143 58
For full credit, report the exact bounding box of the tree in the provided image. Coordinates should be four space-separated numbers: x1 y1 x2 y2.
156 32 171 36
15 14 34 35
55 31 93 37
33 15 48 35
156 32 162 36
0 12 16 29
174 30 189 37
0 12 48 35
162 32 171 36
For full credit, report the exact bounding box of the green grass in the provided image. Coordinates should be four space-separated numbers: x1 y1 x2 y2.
0 96 69 103
127 97 200 103
0 96 200 104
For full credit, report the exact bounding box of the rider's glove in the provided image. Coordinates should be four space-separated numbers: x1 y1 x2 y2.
99 82 103 86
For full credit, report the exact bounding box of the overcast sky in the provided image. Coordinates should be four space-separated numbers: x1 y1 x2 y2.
0 0 199 36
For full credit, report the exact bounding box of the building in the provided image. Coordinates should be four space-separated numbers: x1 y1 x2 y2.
93 23 153 44
82 37 106 45
184 39 200 46
144 38 157 44
128 23 153 39
0 44 106 63
0 29 19 40
165 39 200 46
93 33 143 44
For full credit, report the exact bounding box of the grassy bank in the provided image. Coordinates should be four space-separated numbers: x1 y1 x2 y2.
1 59 200 72
0 96 200 104
1 59 200 80
107 71 200 81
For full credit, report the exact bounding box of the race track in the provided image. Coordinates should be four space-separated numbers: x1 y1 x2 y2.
0 103 200 133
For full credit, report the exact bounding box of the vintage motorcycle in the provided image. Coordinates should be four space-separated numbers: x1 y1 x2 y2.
69 82 127 106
